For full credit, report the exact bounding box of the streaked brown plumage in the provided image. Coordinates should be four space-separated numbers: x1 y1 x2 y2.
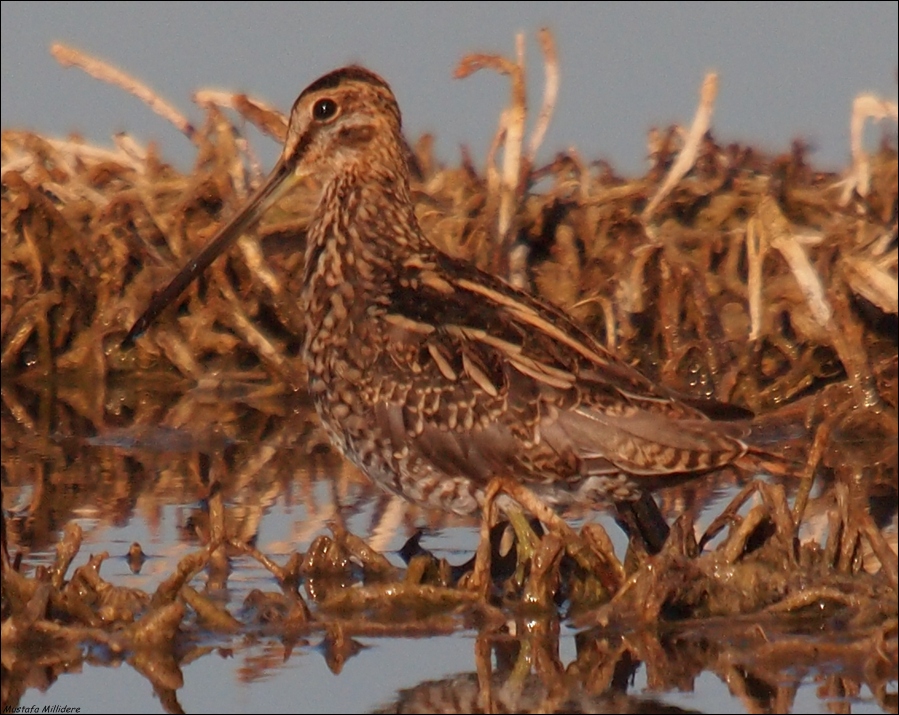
127 65 771 520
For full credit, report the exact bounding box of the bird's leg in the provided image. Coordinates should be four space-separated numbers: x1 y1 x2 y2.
468 476 621 600
613 492 671 556
506 506 543 588
465 478 505 597
465 477 545 594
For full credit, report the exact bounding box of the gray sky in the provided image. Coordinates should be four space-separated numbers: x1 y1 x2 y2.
3 2 896 176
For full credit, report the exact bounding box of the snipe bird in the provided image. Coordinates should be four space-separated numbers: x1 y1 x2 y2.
127 66 774 537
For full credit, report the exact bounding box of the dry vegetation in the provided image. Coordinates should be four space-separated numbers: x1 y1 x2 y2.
2 33 897 713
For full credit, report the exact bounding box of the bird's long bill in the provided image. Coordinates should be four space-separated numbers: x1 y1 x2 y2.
123 157 303 345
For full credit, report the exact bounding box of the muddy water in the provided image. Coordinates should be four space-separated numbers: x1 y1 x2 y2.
2 378 895 714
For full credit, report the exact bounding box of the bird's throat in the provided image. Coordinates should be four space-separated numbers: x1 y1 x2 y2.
300 172 414 390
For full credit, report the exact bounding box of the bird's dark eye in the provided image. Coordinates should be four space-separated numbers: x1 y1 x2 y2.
313 98 338 122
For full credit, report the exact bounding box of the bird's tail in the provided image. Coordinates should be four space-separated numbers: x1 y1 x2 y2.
739 394 819 477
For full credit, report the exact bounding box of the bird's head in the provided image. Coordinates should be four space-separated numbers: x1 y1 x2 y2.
122 65 407 343
281 65 404 186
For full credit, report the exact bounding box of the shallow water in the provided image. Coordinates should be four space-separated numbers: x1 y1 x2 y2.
2 379 895 714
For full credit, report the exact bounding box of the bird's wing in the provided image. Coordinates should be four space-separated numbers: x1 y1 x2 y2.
366 251 746 483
